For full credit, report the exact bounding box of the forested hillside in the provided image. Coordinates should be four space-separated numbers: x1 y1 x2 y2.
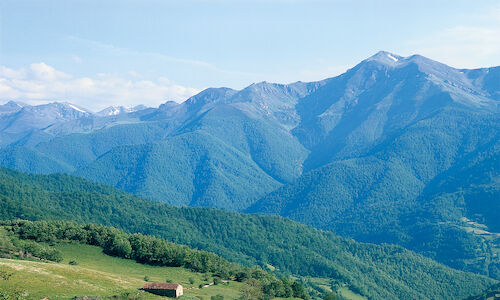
249 107 500 278
0 167 496 300
0 52 499 284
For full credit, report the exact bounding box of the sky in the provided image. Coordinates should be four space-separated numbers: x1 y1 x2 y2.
1 0 500 111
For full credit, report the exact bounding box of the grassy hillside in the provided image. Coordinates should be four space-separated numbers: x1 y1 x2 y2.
0 167 496 300
0 242 245 299
0 221 305 300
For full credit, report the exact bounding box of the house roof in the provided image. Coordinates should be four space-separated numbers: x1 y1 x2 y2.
143 282 182 290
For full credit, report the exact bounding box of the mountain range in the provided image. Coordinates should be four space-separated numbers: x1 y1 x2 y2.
0 51 498 279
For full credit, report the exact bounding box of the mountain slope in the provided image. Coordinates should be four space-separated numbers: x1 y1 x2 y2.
0 166 495 300
0 51 499 280
76 131 282 209
0 82 313 209
293 52 497 170
249 107 500 277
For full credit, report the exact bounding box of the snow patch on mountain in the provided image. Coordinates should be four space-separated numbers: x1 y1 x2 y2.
387 53 398 62
66 103 87 113
96 105 149 116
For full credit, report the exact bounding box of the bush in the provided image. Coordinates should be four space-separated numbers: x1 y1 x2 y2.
0 270 13 280
13 239 63 262
322 292 338 300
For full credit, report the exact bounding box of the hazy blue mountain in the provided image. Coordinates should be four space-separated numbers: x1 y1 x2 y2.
75 131 282 209
0 102 93 146
0 51 498 278
0 146 73 173
247 52 500 277
0 101 25 115
464 66 500 100
0 101 154 147
0 102 91 133
293 51 497 170
249 108 500 275
0 80 315 209
96 104 149 116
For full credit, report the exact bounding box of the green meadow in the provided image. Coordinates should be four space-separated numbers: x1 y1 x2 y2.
0 243 244 299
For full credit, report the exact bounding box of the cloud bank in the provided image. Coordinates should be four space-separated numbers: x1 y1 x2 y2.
407 3 500 69
0 63 199 111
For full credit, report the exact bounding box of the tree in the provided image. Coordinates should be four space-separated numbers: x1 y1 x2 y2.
235 270 250 282
292 281 308 299
322 292 338 300
105 232 132 258
239 279 263 300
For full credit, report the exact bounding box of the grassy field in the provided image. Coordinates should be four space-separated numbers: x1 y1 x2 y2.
0 242 245 299
55 243 207 288
301 277 366 300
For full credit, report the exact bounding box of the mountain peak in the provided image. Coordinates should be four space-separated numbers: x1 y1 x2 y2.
184 87 237 106
158 101 179 110
59 102 91 114
97 106 124 116
3 101 26 108
96 105 148 116
366 51 403 64
0 101 26 115
363 51 448 70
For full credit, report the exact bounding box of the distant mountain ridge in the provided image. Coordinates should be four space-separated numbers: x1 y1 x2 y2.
96 104 148 116
0 51 499 279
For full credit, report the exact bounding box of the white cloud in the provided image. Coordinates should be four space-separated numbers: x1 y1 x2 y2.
0 63 199 111
29 62 72 81
408 26 500 68
406 4 500 69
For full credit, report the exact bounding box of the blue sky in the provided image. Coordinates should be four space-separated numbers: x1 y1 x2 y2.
1 0 499 110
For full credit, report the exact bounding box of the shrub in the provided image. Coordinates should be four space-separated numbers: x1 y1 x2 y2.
213 277 221 285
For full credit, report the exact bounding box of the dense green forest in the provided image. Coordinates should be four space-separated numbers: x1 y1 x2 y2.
0 167 496 299
464 283 500 300
250 108 500 278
